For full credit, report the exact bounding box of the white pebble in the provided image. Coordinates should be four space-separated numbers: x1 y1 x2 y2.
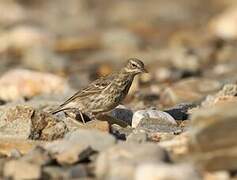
132 110 177 128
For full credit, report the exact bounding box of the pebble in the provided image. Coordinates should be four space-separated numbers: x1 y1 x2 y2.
109 105 133 125
132 109 177 128
4 160 41 180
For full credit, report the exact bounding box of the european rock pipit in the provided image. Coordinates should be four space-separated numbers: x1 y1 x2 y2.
51 58 147 123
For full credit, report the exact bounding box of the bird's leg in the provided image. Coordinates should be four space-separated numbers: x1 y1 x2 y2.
78 111 86 124
64 108 86 125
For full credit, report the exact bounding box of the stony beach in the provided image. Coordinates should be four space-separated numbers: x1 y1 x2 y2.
0 0 237 179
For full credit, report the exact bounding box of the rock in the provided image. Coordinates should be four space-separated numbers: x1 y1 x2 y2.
44 138 95 165
0 25 53 53
165 103 196 120
0 105 33 139
95 143 169 180
44 129 116 165
110 124 133 140
43 166 69 180
135 163 201 180
64 129 116 152
0 69 70 101
22 46 68 73
55 145 93 165
43 165 89 179
63 118 110 133
132 109 177 128
4 160 41 180
102 29 141 52
189 100 237 171
126 130 148 143
109 105 133 125
96 114 129 127
10 149 22 158
160 78 221 107
0 105 68 141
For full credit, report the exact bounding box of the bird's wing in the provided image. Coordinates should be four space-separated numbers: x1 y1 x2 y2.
58 73 115 108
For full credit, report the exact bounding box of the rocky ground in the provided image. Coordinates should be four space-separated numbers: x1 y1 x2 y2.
0 0 237 179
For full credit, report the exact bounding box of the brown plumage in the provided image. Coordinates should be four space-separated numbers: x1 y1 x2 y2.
51 58 147 123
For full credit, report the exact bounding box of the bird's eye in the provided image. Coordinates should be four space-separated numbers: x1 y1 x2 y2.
131 63 137 68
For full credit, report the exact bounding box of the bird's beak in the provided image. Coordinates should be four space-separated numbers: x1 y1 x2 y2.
142 68 148 73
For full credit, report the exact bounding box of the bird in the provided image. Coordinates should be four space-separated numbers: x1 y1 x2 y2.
51 58 147 124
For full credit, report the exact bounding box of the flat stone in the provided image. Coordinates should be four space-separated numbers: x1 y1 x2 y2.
0 105 68 141
95 142 169 180
189 100 237 171
44 129 116 165
64 129 116 152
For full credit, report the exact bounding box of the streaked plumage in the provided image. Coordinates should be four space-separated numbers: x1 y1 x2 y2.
51 58 147 123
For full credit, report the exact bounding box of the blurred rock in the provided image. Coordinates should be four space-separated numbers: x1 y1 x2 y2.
110 124 133 140
209 7 237 40
4 160 41 180
55 145 93 165
102 29 141 53
0 105 68 140
22 46 68 73
0 26 53 53
64 129 116 152
126 130 148 143
0 139 43 156
43 129 116 165
0 69 70 101
0 1 25 26
135 163 201 180
202 83 237 107
43 164 89 179
95 143 169 180
160 78 221 106
21 146 52 166
132 109 177 128
189 100 237 171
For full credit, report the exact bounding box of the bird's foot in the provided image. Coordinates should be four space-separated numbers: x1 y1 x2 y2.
65 109 87 125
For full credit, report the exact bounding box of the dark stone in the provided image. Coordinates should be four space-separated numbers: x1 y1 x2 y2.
165 103 196 120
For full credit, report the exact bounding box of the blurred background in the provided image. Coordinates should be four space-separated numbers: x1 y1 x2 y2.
0 0 237 108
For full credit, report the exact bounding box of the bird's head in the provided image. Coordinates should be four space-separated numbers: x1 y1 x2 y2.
124 58 148 75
